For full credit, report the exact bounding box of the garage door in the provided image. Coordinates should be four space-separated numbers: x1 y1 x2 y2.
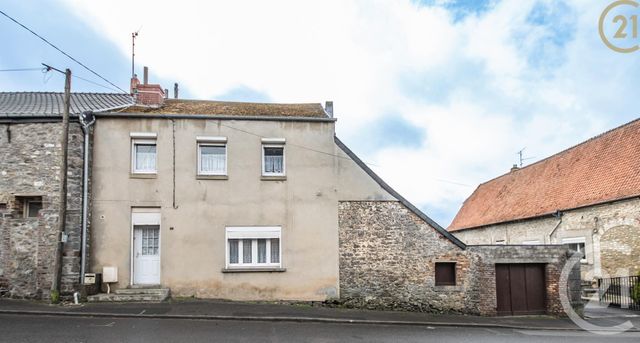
495 264 546 315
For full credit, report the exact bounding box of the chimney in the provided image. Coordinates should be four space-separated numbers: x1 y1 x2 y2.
325 101 333 118
130 74 140 94
133 66 165 107
510 164 520 172
164 89 169 99
143 66 149 85
174 83 179 99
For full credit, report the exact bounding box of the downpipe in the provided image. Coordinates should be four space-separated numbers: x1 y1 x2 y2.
79 111 96 287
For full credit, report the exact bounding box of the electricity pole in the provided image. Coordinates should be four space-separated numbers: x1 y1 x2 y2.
46 65 71 302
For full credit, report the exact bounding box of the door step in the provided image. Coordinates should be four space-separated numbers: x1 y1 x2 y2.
87 288 170 302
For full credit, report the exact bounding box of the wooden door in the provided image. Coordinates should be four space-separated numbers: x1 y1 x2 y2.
496 264 546 315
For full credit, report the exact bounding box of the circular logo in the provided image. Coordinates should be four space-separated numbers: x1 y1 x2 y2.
599 0 640 53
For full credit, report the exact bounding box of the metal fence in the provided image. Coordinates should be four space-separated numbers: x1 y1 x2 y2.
598 276 640 311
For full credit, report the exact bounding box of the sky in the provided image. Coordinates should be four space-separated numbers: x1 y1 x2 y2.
1 0 639 226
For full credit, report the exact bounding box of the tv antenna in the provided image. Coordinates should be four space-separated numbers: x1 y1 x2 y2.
516 147 536 167
131 26 142 78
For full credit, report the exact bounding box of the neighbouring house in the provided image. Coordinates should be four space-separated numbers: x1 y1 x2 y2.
0 92 133 298
449 118 640 283
0 78 582 316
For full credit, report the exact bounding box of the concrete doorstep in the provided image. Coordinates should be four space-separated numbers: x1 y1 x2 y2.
0 298 638 332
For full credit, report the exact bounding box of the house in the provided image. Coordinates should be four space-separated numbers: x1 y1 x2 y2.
0 82 581 316
449 118 640 282
0 92 133 298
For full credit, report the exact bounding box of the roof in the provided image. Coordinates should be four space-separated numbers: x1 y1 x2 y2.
335 136 466 249
0 92 134 117
448 118 640 232
120 99 328 118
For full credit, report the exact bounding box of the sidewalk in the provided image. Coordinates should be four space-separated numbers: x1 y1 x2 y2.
0 298 638 332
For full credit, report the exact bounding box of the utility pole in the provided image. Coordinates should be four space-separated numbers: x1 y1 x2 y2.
49 66 71 302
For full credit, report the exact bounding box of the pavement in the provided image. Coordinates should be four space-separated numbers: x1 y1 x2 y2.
0 297 638 332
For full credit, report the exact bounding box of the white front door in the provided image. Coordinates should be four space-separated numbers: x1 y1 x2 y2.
133 225 160 285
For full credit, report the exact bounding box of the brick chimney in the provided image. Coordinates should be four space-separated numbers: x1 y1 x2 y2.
510 164 520 172
131 66 165 107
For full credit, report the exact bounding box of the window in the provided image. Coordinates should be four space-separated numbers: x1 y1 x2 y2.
562 237 587 263
495 239 506 245
435 262 456 286
197 136 227 176
261 138 285 176
522 240 541 245
15 196 42 218
131 133 157 174
226 227 281 268
0 203 6 212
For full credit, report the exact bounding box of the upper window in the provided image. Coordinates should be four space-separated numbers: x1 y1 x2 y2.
226 227 281 268
197 136 227 176
435 262 456 286
562 237 587 263
262 138 285 176
131 133 157 174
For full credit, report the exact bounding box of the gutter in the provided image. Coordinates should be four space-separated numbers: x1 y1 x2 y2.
96 112 337 122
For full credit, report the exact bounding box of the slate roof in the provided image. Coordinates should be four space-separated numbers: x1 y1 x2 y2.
122 99 328 118
448 118 640 232
0 92 134 117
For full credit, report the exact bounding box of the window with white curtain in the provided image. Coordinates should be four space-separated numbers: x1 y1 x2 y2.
262 138 285 176
131 137 157 174
562 237 587 263
226 227 281 268
198 144 226 175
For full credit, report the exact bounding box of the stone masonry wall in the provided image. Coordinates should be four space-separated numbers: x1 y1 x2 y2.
0 122 86 298
339 201 581 316
453 197 640 280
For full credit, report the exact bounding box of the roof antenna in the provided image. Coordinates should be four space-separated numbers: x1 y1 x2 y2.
516 147 535 167
131 26 142 78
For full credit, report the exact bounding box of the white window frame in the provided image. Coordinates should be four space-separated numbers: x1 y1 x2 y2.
261 138 286 176
522 240 541 245
197 136 228 176
562 237 587 263
495 239 506 245
225 226 282 269
131 133 158 174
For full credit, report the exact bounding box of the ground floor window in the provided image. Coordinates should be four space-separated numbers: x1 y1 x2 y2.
226 227 281 268
435 262 456 286
562 237 587 263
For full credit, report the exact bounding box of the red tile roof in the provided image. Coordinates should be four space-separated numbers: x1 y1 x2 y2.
448 118 640 232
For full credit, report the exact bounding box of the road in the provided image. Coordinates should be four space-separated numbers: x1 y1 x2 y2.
0 313 639 342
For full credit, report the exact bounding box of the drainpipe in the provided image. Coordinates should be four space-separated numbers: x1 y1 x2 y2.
547 210 563 244
79 111 96 285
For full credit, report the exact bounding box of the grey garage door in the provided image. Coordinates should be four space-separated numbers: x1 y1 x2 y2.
495 264 546 316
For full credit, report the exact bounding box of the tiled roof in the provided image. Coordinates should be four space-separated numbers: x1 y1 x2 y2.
448 118 640 232
121 99 329 118
0 92 134 117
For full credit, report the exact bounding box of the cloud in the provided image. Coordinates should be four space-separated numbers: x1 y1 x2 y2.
59 0 640 225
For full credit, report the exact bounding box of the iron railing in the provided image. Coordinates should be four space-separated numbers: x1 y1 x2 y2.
598 276 640 311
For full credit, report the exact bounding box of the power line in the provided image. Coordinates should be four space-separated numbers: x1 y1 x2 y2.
0 9 128 94
0 67 42 72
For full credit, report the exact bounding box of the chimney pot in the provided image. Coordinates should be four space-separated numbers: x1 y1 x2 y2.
164 89 169 99
510 164 520 172
174 83 179 99
325 101 333 118
143 66 149 85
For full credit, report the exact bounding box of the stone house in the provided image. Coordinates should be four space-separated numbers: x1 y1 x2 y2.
0 92 133 298
449 118 640 282
1 87 581 316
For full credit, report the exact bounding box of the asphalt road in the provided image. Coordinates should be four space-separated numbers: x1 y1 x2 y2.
1 313 639 343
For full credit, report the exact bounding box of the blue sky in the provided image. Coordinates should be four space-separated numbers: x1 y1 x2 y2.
1 0 639 226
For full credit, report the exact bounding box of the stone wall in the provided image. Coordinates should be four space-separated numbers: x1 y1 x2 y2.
0 122 86 298
338 201 581 316
452 197 640 280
